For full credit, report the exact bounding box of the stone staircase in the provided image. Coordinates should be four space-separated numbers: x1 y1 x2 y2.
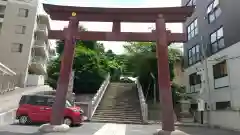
91 82 143 124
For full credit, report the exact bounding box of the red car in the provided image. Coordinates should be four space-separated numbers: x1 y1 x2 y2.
16 94 84 126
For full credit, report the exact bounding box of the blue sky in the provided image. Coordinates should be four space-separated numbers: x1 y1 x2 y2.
44 0 183 54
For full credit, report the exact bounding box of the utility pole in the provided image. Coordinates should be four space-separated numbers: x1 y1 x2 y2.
199 37 212 124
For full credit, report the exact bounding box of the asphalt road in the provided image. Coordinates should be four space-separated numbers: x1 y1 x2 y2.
0 122 239 135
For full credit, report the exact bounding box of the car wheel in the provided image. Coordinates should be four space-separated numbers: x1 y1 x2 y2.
19 115 30 125
63 117 72 126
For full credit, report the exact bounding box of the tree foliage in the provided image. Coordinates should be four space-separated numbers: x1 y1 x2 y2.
46 26 121 94
122 42 184 104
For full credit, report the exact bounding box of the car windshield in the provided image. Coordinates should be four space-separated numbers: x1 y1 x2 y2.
65 100 73 108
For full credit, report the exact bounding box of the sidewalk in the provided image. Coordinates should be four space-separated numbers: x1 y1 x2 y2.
0 85 52 113
147 120 208 128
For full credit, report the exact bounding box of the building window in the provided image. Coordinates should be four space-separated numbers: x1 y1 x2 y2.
213 60 228 79
186 0 196 6
18 8 29 17
210 27 224 53
11 43 23 53
187 19 198 40
216 101 231 110
207 0 221 23
189 73 201 93
188 44 200 65
15 25 26 34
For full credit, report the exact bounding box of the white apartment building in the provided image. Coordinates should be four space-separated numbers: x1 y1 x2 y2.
0 0 55 88
184 41 240 130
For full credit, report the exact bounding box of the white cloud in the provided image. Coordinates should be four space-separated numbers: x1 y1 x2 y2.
42 0 183 54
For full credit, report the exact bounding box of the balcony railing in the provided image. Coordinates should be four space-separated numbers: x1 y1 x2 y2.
37 24 48 35
0 1 7 6
34 40 46 47
0 62 16 95
31 56 46 64
31 56 47 73
0 75 17 94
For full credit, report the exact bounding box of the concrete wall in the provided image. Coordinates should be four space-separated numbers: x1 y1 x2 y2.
26 74 44 86
206 41 240 109
184 41 240 129
75 94 95 102
0 0 39 87
210 111 240 131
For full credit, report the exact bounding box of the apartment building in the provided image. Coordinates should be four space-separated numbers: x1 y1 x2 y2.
182 0 240 130
0 0 55 88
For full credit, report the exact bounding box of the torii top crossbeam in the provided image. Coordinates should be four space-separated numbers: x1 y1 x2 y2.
43 4 193 22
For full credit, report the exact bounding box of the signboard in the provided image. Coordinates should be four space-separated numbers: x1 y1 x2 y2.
198 99 205 111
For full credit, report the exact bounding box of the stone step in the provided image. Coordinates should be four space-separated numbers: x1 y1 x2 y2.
97 106 140 110
93 111 141 115
94 112 141 116
93 82 141 124
95 108 141 112
93 114 141 119
94 113 141 118
91 118 143 124
95 109 141 114
99 103 140 105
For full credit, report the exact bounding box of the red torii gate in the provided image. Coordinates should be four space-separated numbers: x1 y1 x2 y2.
43 4 193 132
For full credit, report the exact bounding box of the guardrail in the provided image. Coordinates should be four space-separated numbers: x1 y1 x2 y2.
90 73 110 119
0 62 17 95
75 73 110 120
136 77 148 123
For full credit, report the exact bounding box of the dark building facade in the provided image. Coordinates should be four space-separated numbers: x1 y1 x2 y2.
182 0 240 68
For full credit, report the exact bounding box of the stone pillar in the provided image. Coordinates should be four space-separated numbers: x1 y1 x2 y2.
50 15 79 125
155 15 175 132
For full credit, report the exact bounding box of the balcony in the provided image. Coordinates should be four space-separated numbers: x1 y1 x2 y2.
35 24 48 39
37 24 48 34
38 14 50 27
0 5 5 22
33 40 49 57
0 1 7 6
29 56 47 75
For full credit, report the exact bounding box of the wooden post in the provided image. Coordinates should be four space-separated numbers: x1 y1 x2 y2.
50 14 79 125
112 21 121 33
155 14 175 131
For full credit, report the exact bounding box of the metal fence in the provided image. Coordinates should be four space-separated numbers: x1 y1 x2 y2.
0 62 17 95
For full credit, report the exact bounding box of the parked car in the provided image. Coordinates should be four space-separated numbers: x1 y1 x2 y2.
120 76 134 83
16 94 84 126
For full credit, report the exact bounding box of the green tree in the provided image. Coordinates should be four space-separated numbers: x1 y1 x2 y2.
123 42 183 104
47 36 111 94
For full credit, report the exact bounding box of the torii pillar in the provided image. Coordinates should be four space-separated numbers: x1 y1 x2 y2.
155 14 175 132
50 13 79 126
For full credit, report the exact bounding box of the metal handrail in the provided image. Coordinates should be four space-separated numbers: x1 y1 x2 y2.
136 77 148 123
89 73 110 119
31 56 46 63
